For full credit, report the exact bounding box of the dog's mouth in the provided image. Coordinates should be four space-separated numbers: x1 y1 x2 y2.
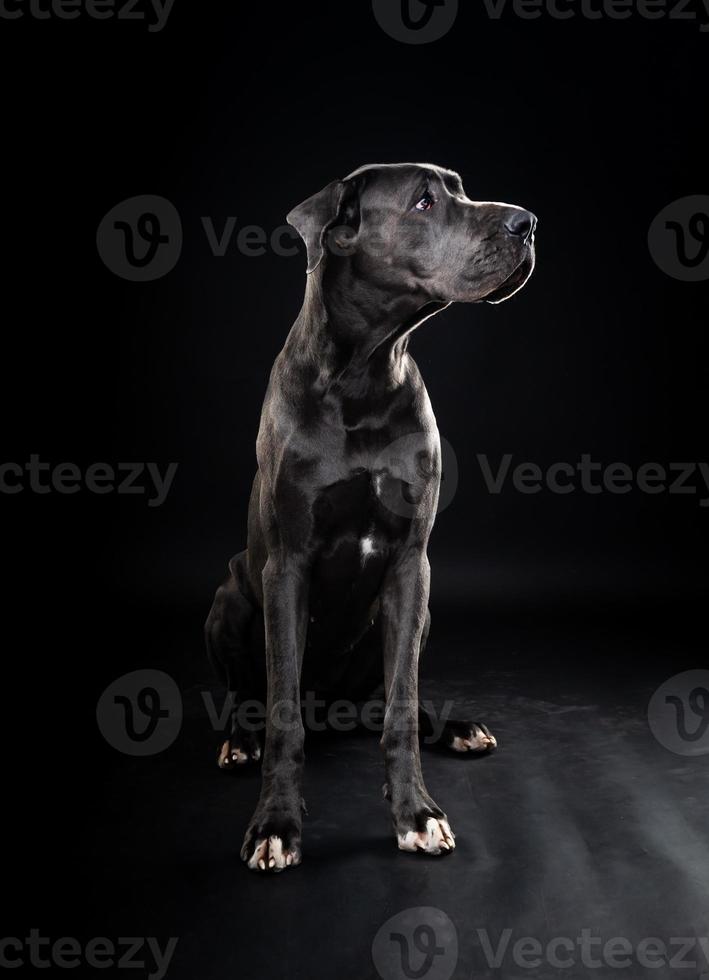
483 249 535 305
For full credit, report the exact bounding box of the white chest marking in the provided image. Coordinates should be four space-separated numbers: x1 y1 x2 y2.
360 536 376 560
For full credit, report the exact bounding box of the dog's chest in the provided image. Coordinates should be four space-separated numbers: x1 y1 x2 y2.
311 467 403 550
307 469 394 627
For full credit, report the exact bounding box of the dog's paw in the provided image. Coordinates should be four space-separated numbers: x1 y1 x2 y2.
242 834 301 872
240 807 302 873
445 720 497 754
398 816 456 855
387 787 456 857
217 737 261 769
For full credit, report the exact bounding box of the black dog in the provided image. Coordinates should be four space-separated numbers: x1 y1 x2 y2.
206 163 536 872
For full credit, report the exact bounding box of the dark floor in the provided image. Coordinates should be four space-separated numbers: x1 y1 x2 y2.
9 603 709 980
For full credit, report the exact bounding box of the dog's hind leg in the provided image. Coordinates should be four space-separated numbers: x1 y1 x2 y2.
205 550 265 769
417 608 498 755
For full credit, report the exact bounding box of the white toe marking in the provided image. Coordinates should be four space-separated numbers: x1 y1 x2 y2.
269 836 286 870
247 836 298 872
452 729 498 752
219 740 251 766
397 818 456 855
248 839 268 870
397 831 419 853
440 819 455 844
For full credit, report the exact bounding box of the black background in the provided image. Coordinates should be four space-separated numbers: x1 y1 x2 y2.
1 2 708 978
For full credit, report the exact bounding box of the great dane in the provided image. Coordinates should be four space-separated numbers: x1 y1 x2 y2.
206 162 536 872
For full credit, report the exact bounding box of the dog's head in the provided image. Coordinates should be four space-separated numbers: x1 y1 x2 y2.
287 163 536 305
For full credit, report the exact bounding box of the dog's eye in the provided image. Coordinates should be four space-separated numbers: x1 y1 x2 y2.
414 192 435 212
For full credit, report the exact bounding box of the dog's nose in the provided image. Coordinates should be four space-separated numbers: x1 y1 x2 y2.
504 209 537 242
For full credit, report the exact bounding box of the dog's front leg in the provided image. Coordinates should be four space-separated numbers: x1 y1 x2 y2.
380 551 455 856
241 558 308 872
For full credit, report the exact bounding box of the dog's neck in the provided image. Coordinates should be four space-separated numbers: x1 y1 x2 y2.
284 268 449 398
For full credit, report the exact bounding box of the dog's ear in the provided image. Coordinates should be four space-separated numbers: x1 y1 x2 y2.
287 179 359 274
